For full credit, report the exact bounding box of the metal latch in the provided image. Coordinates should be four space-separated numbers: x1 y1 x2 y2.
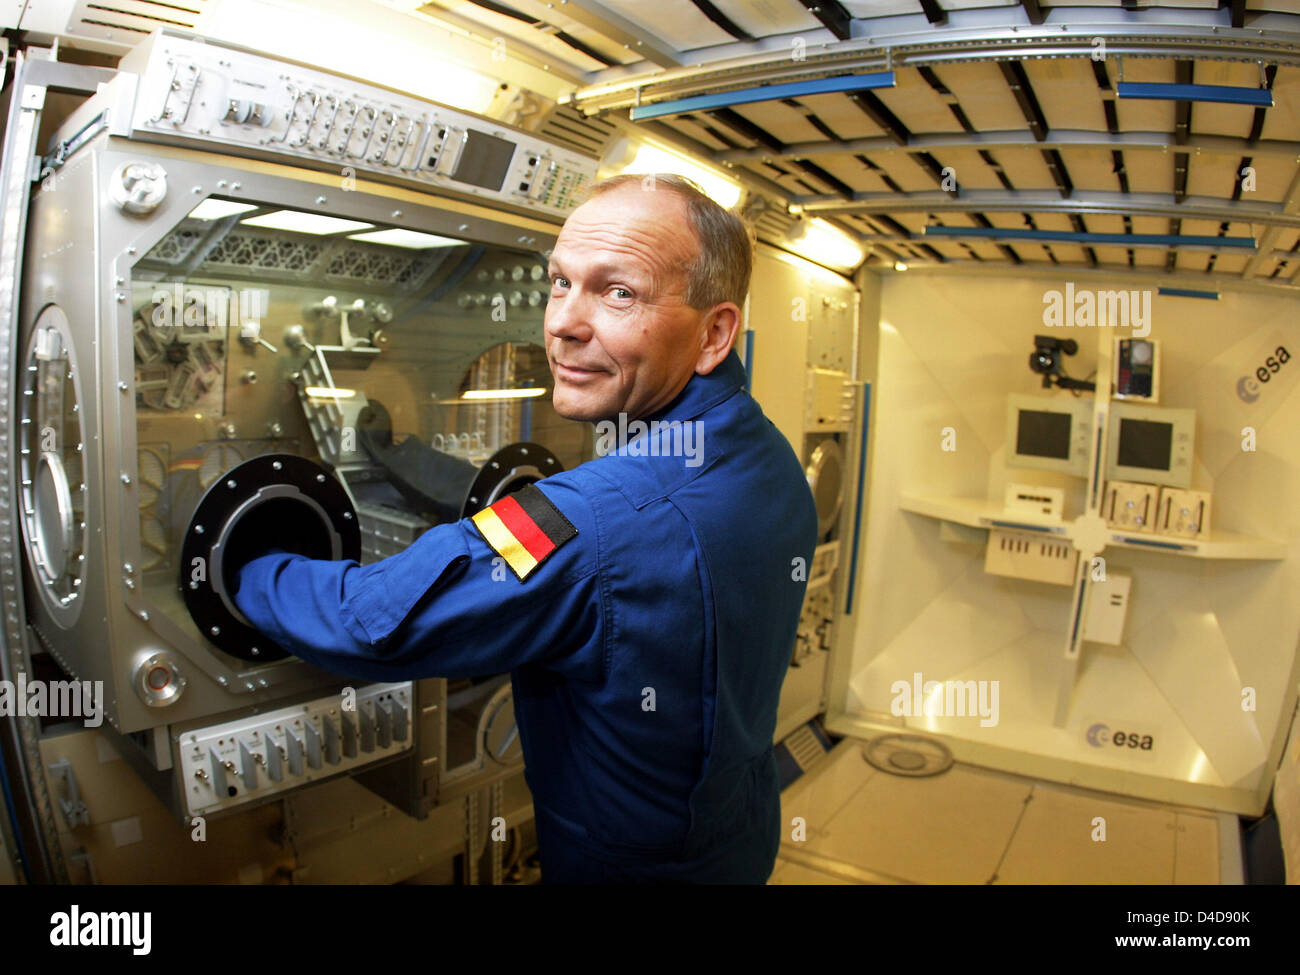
47 757 90 828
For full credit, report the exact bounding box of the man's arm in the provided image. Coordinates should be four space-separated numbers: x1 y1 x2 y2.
232 478 602 682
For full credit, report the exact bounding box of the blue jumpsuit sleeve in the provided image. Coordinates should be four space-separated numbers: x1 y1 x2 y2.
230 477 603 683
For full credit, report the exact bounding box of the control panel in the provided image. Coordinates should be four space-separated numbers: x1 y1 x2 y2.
1114 338 1160 402
176 682 413 817
793 586 834 668
118 32 596 219
985 529 1078 586
1103 480 1157 532
805 368 854 432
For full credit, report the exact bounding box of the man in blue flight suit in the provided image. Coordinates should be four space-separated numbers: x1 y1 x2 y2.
233 174 818 883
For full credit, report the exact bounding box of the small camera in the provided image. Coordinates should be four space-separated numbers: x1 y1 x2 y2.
1029 335 1079 387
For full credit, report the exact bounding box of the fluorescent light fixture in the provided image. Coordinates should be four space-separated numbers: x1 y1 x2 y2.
240 211 374 235
786 218 865 272
462 387 548 401
186 199 258 221
610 139 742 210
894 262 909 271
208 4 499 114
304 387 357 399
346 229 467 249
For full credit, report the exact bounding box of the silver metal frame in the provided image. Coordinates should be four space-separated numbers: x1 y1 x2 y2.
715 130 1300 166
570 9 1300 110
0 47 574 857
82 139 559 734
791 189 1300 228
0 51 115 885
513 3 1300 292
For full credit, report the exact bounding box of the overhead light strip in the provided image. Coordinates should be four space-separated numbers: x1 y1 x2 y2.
629 72 896 121
1116 82 1273 107
923 226 1256 250
610 139 742 209
240 211 374 235
462 388 548 400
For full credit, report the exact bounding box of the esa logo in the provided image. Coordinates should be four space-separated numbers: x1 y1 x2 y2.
1236 345 1290 403
1086 722 1154 751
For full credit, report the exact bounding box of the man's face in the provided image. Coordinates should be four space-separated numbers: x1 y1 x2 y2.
544 184 709 423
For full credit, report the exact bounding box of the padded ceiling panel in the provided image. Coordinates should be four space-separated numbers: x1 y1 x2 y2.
1122 150 1176 194
530 1 1300 283
1023 59 1110 133
933 149 1007 191
990 147 1054 191
795 92 889 141
872 67 970 135
1058 148 1123 194
927 62 1029 133
725 101 830 145
596 0 735 49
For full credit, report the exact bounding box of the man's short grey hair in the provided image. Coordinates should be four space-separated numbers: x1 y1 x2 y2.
581 173 753 310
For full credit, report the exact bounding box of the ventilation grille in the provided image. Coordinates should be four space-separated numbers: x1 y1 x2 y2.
784 724 827 772
753 206 796 242
141 224 452 289
205 230 326 274
323 241 438 288
67 0 218 43
537 105 618 160
145 224 206 266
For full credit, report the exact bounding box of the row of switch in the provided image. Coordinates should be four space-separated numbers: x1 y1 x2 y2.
134 38 598 219
272 88 455 172
192 696 409 797
152 62 468 175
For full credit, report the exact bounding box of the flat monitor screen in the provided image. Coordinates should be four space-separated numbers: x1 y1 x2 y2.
1016 409 1072 460
451 131 516 191
1116 418 1173 471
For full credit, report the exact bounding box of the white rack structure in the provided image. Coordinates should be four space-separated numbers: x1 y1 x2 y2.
829 272 1299 817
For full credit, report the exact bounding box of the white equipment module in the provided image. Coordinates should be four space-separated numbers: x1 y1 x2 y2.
117 32 595 219
5 29 599 831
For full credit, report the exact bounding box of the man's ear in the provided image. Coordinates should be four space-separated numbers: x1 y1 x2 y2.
694 302 742 375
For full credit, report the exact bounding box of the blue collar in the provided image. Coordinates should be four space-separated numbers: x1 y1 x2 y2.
645 349 748 425
580 350 750 509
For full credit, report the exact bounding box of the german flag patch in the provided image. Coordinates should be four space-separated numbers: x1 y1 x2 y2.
471 484 577 581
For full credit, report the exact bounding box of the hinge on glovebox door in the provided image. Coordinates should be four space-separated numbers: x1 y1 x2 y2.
35 109 109 182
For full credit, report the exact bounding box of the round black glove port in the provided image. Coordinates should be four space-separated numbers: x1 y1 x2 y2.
180 454 360 663
460 441 563 519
